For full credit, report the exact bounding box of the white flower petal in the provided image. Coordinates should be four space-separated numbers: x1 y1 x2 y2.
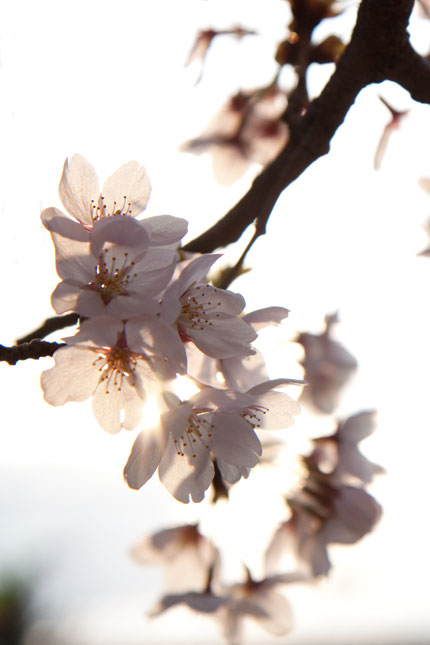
90 216 150 252
123 429 163 489
41 346 100 405
59 154 99 225
142 215 188 246
51 281 81 314
210 412 262 466
243 306 289 330
190 315 257 359
175 253 222 293
41 207 90 242
158 434 214 503
92 374 144 434
101 160 151 217
252 391 301 430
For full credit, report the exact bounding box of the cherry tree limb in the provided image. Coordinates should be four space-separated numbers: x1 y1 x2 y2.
0 341 63 365
184 0 426 254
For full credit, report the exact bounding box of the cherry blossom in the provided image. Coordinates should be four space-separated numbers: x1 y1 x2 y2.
41 317 185 434
161 254 258 359
216 572 306 644
149 571 306 644
131 523 218 593
313 410 385 485
297 312 358 414
186 305 290 390
49 216 178 317
124 379 302 502
265 448 382 577
41 154 188 247
181 88 288 185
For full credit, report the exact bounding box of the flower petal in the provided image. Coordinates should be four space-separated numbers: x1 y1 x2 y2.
123 429 163 489
101 161 151 217
59 155 99 225
158 433 214 503
210 412 262 466
142 215 188 246
41 346 100 405
41 207 90 242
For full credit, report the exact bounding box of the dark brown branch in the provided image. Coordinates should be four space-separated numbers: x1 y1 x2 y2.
0 341 63 366
387 41 430 101
16 313 79 344
184 0 419 254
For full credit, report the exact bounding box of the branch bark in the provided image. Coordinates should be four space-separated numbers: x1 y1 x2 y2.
184 0 423 254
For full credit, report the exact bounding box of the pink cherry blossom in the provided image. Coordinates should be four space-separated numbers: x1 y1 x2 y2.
41 154 188 246
49 216 177 317
41 316 185 434
131 523 218 593
161 254 258 359
265 447 382 577
186 306 290 390
124 380 302 502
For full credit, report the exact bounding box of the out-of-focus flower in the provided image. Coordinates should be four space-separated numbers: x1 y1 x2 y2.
161 254 258 359
181 89 288 185
216 571 306 644
297 312 358 414
313 410 385 485
265 448 382 577
131 524 218 593
41 316 185 434
186 26 257 84
124 379 302 502
49 217 178 317
149 569 306 644
374 96 409 170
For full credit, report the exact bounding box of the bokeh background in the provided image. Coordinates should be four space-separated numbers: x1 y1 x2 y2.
1 1 430 643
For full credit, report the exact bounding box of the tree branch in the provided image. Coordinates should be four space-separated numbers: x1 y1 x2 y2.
16 313 80 345
0 341 63 366
184 0 420 254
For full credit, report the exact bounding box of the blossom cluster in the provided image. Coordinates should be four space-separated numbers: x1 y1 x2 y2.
40 155 303 503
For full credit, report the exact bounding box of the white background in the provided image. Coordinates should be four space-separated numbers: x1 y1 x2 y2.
1 1 430 643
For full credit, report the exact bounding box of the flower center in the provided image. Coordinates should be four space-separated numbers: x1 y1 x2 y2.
92 331 142 393
240 403 269 430
88 248 138 305
178 285 222 340
90 194 132 222
173 409 214 458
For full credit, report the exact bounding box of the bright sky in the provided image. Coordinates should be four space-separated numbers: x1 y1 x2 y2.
1 1 430 643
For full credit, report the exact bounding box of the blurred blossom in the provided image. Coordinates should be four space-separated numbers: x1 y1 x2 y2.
131 524 218 593
186 26 257 84
313 410 385 485
150 570 307 644
216 571 306 644
297 312 358 414
181 88 288 185
374 96 409 170
265 446 382 577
